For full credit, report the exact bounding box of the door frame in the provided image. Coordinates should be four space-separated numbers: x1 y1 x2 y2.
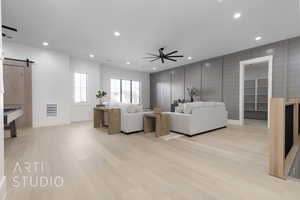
239 55 273 128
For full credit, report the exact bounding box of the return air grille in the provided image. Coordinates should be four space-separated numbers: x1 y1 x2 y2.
47 104 57 117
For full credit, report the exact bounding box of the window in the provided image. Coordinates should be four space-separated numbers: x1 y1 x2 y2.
74 72 87 103
110 78 140 104
110 79 121 103
122 80 131 104
131 81 140 104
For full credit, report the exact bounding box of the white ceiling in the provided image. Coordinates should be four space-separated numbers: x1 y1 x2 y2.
3 0 300 72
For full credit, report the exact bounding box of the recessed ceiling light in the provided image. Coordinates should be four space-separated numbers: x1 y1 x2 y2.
188 56 192 60
89 54 95 58
266 49 274 54
205 62 211 67
114 31 120 37
42 42 49 46
152 67 157 70
217 0 223 2
126 61 130 65
255 36 262 41
233 12 242 19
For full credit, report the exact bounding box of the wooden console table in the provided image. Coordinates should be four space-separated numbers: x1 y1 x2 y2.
144 113 169 137
94 107 121 134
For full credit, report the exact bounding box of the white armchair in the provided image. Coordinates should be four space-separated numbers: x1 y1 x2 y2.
119 104 150 134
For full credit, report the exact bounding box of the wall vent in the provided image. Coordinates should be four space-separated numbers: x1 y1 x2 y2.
47 104 57 117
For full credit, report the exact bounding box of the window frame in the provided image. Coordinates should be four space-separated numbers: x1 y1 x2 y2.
74 72 88 104
110 78 141 104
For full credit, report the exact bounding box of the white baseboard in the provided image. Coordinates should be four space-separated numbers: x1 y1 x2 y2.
228 120 243 125
0 177 7 200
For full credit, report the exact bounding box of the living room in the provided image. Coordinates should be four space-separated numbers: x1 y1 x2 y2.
1 0 300 200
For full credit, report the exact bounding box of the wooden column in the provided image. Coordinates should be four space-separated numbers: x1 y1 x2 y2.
269 98 285 179
269 98 300 179
289 98 299 144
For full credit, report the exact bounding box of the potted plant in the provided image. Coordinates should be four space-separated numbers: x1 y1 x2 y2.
96 90 107 106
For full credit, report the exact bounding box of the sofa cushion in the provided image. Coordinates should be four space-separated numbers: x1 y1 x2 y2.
175 106 184 113
182 101 226 114
135 105 143 112
126 104 143 113
126 105 136 113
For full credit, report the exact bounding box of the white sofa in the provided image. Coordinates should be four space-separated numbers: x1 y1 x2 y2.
103 102 149 134
165 102 228 136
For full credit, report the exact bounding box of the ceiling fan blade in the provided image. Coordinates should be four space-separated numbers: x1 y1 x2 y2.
147 53 159 57
167 55 184 58
2 25 17 32
165 51 178 56
142 56 159 59
161 57 164 63
150 58 160 62
165 57 177 62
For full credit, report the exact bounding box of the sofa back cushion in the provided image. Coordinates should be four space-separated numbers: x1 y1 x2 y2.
122 104 144 113
183 102 226 114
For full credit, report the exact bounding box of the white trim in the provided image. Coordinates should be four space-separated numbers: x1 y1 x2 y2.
0 177 7 200
228 120 243 125
239 55 273 128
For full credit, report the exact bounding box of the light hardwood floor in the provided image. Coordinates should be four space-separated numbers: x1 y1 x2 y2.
4 122 300 200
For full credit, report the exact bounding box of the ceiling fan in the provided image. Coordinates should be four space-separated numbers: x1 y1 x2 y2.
2 25 18 39
143 48 184 63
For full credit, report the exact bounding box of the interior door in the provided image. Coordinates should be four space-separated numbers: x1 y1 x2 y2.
3 60 32 127
4 66 25 105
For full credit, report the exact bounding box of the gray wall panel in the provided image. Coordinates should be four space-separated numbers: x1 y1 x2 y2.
288 37 300 98
156 70 171 111
184 63 202 101
170 67 185 102
201 58 223 102
222 51 250 120
150 73 159 108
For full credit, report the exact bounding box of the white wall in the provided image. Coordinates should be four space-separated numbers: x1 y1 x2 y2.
101 64 150 108
3 42 71 127
2 42 150 126
70 58 101 122
0 1 6 199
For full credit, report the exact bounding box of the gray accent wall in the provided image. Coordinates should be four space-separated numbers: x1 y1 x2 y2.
150 36 300 120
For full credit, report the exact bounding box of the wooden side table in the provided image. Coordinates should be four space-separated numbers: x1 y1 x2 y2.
144 113 169 137
94 107 121 134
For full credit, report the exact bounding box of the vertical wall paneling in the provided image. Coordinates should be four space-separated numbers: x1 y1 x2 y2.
171 67 185 102
287 37 300 99
223 51 251 120
184 63 202 101
201 58 223 102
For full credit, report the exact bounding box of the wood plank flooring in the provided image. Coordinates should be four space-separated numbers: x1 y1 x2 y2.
4 122 300 200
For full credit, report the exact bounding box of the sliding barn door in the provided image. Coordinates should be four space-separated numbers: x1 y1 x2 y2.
3 60 32 127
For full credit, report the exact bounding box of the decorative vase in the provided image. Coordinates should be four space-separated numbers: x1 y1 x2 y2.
96 99 104 107
191 96 194 102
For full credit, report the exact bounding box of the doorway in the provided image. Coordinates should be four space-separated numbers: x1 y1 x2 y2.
239 56 273 128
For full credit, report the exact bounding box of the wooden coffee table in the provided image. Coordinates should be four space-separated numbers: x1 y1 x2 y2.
144 112 169 137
